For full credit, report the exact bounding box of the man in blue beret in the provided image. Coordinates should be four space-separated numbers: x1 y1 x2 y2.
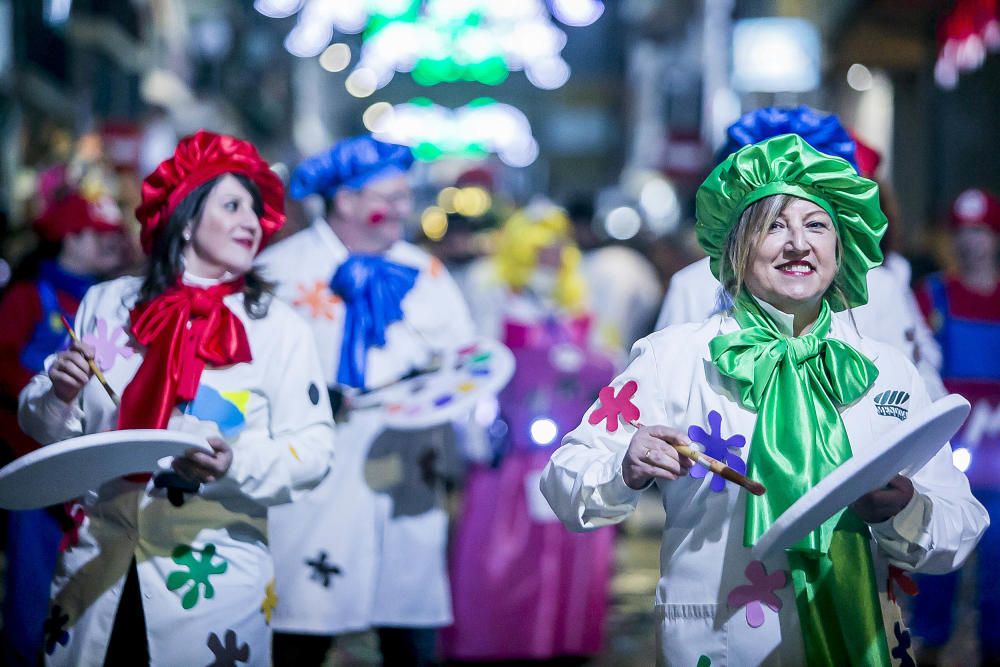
288 135 416 257
258 135 475 666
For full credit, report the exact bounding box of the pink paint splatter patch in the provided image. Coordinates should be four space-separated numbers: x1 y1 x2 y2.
727 560 787 628
82 318 134 372
588 380 640 433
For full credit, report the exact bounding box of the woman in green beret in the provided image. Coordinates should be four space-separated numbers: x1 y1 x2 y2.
540 134 989 666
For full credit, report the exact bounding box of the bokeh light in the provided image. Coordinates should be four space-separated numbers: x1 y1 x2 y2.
605 206 642 240
345 68 378 97
319 43 352 72
421 206 449 240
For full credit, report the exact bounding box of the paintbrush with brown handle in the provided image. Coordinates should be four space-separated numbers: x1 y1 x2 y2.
59 314 120 407
626 418 766 496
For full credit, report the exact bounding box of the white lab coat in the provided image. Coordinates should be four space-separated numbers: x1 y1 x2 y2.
18 275 336 666
256 220 475 633
655 256 946 396
541 308 988 666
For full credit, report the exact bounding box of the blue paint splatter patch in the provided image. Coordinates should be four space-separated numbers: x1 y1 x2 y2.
182 386 249 438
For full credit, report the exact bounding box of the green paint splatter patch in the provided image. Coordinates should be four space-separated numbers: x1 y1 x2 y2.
167 543 228 610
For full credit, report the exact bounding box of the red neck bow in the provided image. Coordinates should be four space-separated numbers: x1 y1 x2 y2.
118 280 252 431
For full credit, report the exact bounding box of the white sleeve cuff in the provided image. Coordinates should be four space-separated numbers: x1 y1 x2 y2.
42 392 84 423
870 491 933 559
602 460 648 507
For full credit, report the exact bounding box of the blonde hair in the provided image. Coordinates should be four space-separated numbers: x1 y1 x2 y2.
719 194 851 311
493 204 587 312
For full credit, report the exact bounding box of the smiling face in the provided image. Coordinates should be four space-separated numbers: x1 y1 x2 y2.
183 174 262 278
743 196 840 317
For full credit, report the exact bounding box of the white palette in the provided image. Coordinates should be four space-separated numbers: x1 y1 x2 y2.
0 429 212 510
751 394 971 560
351 337 515 430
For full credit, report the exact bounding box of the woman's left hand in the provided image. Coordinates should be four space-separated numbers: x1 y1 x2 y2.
172 437 233 484
850 474 914 524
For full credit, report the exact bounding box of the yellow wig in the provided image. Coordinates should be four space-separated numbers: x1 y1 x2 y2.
493 203 587 312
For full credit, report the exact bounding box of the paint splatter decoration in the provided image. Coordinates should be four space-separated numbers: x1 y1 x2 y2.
43 605 70 655
350 337 515 430
182 385 250 440
293 280 341 321
206 629 250 666
82 317 134 372
588 380 640 433
688 411 747 492
167 543 229 610
726 560 787 628
890 622 916 667
305 550 343 588
261 580 278 625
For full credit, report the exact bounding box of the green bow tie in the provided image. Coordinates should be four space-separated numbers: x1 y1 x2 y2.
709 293 891 665
709 294 878 552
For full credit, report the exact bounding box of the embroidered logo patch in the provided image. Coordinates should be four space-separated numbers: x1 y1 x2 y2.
874 390 910 420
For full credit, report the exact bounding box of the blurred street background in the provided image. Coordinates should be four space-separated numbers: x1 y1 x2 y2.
2 1 1000 664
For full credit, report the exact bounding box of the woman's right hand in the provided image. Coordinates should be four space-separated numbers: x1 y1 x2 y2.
622 425 695 490
49 341 95 403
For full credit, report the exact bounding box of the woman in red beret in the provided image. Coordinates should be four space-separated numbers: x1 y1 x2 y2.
17 131 336 666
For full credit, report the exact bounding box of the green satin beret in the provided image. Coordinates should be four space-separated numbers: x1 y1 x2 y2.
695 133 887 310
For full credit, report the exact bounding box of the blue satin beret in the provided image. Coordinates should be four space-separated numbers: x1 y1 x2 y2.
719 105 858 172
289 135 415 200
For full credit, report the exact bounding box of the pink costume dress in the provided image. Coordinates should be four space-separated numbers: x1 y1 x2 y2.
443 311 616 661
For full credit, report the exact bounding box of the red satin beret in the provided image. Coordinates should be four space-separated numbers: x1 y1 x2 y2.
135 130 285 254
951 188 1000 234
34 193 123 243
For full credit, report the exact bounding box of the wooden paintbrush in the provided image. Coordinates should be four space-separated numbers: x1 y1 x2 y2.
627 418 766 496
59 314 120 407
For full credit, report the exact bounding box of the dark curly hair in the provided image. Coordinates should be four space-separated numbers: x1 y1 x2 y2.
137 173 274 318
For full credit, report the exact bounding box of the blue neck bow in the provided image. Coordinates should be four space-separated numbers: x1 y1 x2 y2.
330 255 419 389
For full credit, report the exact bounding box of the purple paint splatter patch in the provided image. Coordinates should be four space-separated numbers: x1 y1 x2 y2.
688 411 746 492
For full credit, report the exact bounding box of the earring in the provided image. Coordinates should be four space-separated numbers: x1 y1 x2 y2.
182 228 192 242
